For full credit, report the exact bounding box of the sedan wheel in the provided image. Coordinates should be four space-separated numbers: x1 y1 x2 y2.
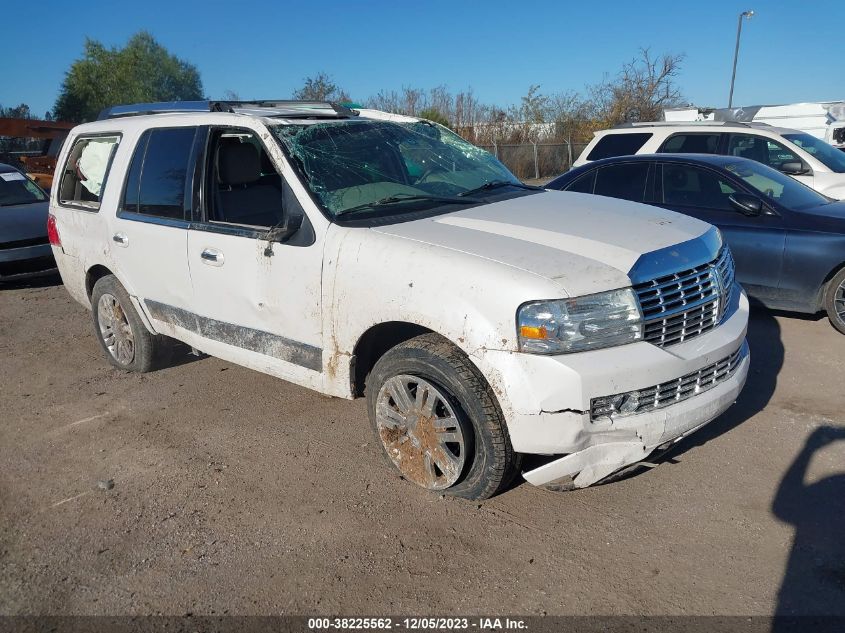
375 374 466 490
835 279 845 323
825 268 845 335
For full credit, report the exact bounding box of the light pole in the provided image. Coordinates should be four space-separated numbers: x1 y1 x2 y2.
728 10 754 108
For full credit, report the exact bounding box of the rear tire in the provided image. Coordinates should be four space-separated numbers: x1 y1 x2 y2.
366 333 521 500
824 268 845 335
90 275 171 372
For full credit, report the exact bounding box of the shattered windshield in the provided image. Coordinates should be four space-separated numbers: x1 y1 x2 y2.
270 119 524 218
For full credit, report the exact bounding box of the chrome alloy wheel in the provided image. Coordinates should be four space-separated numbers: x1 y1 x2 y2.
836 279 845 325
97 293 135 365
375 375 466 490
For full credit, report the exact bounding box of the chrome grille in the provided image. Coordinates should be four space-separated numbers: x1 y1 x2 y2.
591 346 745 421
634 247 735 347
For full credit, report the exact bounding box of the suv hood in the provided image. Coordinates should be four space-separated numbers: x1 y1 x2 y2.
372 191 713 297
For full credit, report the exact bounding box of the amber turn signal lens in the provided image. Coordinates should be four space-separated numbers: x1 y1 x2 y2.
519 325 548 339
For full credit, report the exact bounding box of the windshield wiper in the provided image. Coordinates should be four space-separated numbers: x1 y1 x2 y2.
458 180 543 197
336 193 480 218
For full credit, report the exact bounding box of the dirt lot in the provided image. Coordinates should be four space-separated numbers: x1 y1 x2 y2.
0 276 843 617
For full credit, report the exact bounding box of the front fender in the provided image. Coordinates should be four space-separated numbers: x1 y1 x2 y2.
321 225 563 396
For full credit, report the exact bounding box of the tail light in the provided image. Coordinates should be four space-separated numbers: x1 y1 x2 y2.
47 214 61 247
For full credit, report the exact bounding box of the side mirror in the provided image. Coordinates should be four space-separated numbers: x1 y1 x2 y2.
728 193 764 217
780 161 811 176
263 210 304 247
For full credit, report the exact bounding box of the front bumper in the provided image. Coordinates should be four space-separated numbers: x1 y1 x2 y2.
523 343 748 489
0 243 57 281
474 289 750 489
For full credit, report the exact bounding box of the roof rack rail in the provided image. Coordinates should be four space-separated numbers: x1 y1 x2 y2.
612 120 765 129
97 100 357 121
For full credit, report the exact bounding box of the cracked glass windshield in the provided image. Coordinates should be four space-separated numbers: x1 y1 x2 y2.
271 119 526 218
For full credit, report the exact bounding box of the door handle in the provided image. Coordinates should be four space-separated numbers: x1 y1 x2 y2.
200 248 224 266
112 233 128 247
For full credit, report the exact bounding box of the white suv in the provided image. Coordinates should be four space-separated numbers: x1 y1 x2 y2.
574 122 845 199
49 101 749 499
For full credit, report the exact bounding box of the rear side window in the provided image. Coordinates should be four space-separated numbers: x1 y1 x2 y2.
122 127 197 220
593 163 650 202
58 135 121 210
658 134 721 154
563 171 596 193
586 133 652 161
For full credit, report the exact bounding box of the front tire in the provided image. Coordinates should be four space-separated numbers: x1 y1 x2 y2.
90 275 171 372
824 268 845 335
366 333 521 500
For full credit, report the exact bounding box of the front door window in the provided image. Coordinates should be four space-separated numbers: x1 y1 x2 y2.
727 134 802 171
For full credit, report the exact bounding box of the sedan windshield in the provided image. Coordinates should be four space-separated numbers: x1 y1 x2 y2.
783 133 845 173
0 170 47 206
271 119 524 218
724 160 831 210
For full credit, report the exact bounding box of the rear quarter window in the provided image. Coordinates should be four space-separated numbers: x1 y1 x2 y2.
586 133 653 161
563 171 596 193
57 134 121 211
593 163 650 202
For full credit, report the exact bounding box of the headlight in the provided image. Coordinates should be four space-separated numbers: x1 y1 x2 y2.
517 288 643 354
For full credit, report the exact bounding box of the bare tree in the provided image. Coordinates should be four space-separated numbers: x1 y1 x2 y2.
367 89 402 113
293 72 349 102
357 48 685 148
592 48 686 126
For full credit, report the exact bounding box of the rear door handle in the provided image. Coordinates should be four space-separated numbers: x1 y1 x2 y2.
112 233 128 247
200 248 224 266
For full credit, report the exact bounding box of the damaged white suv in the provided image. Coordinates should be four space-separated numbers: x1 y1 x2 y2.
49 101 750 499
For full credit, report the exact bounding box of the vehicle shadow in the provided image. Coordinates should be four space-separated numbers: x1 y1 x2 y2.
164 341 207 369
771 426 845 625
665 304 784 460
0 271 63 290
0 272 205 370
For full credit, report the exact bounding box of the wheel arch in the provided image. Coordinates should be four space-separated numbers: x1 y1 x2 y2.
818 260 845 310
85 264 115 299
350 321 437 397
85 264 157 334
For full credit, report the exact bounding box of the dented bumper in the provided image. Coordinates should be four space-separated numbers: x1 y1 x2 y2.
522 344 748 489
474 291 750 489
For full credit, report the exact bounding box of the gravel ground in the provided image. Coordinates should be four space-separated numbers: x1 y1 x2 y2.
0 276 843 617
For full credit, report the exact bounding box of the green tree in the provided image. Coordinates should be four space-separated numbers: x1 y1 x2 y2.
53 31 204 123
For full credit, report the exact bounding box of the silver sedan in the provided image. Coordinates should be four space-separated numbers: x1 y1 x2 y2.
0 163 56 282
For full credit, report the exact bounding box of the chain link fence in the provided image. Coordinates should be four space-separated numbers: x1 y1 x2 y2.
477 142 589 182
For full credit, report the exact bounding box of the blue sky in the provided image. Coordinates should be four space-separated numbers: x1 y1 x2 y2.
3 0 842 118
